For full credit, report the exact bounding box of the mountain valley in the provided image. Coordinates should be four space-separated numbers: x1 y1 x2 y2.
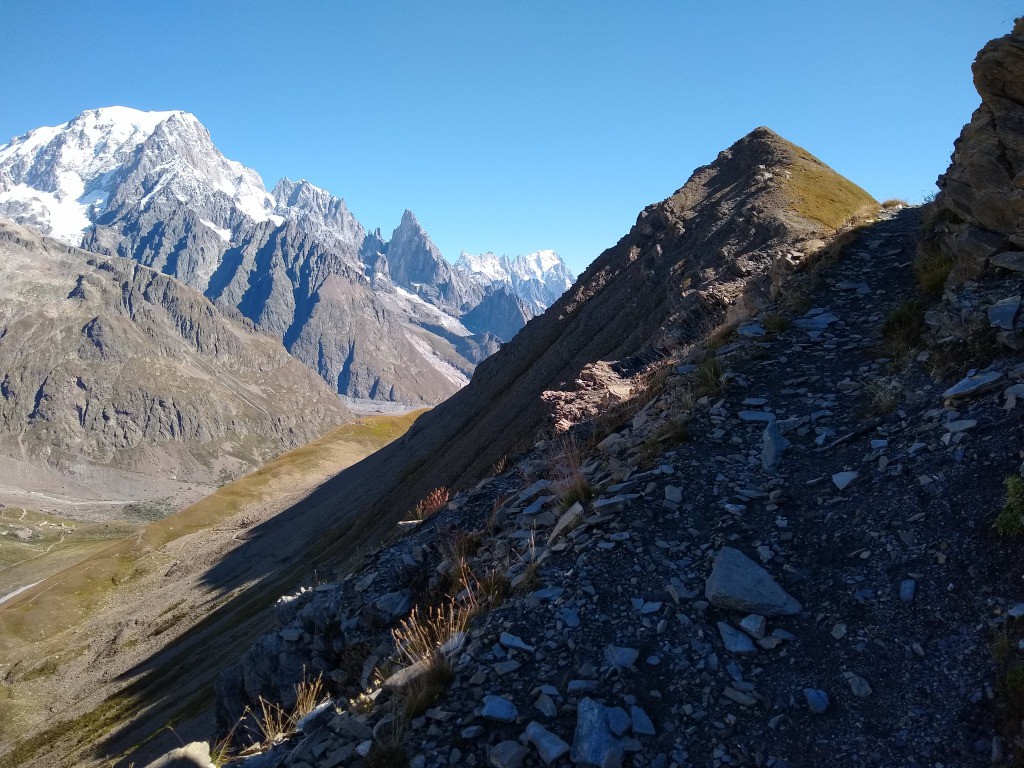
1 13 1024 768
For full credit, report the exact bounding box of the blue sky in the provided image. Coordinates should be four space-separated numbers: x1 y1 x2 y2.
1 1 1018 274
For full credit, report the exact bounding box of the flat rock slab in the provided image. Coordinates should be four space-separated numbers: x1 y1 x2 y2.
739 410 776 422
943 370 1002 398
991 251 1024 272
704 546 801 616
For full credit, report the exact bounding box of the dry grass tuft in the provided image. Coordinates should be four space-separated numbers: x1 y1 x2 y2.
411 487 450 521
861 377 904 418
549 436 594 511
881 198 909 209
241 672 326 749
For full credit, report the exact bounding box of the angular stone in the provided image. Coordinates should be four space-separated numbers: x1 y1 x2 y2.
718 621 757 655
723 687 757 707
761 421 790 471
803 688 829 714
900 579 916 603
793 313 838 331
944 419 977 433
525 721 571 765
523 495 554 516
739 613 766 639
548 502 583 545
991 251 1024 272
535 693 557 718
606 706 631 737
832 471 858 490
571 698 623 768
704 547 801 616
630 705 655 736
500 632 536 653
374 590 412 621
605 644 639 668
739 410 776 422
489 740 529 768
482 695 518 723
844 672 873 698
593 494 640 514
664 485 683 503
989 297 1021 329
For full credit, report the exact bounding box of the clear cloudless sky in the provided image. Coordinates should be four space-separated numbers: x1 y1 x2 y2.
0 1 1019 274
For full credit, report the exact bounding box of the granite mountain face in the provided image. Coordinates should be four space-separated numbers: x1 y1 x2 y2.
0 108 575 404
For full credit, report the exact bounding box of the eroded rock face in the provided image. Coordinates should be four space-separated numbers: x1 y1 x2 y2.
0 221 350 478
935 18 1024 284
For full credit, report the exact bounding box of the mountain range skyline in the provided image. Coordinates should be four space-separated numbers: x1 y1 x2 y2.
0 105 576 405
3 2 1016 275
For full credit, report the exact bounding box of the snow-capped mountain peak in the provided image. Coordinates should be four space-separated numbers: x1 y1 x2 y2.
510 249 566 281
454 249 575 314
0 106 280 244
455 251 510 284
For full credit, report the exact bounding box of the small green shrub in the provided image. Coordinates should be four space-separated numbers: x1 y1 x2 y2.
695 358 724 397
763 314 791 334
881 300 926 365
996 475 1024 537
914 242 954 298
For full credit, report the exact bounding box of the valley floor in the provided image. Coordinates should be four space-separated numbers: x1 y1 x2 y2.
0 413 423 767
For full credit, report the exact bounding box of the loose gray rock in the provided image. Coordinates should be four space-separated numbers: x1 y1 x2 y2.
803 688 830 714
844 672 873 698
739 614 767 639
482 695 518 723
943 370 1002 398
832 471 858 490
630 705 656 736
704 547 802 616
489 740 530 768
143 742 214 768
989 297 1021 329
605 644 639 669
900 579 917 603
718 621 757 655
762 421 791 471
571 698 623 768
525 721 571 765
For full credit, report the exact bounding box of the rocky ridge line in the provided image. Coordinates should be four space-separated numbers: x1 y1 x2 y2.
199 206 1024 768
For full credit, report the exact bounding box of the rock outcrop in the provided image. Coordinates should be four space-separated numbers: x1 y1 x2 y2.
935 17 1024 284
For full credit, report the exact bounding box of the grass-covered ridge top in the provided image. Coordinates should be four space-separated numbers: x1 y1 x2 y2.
773 135 879 230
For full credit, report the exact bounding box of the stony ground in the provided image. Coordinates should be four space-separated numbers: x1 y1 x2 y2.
212 208 1024 768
